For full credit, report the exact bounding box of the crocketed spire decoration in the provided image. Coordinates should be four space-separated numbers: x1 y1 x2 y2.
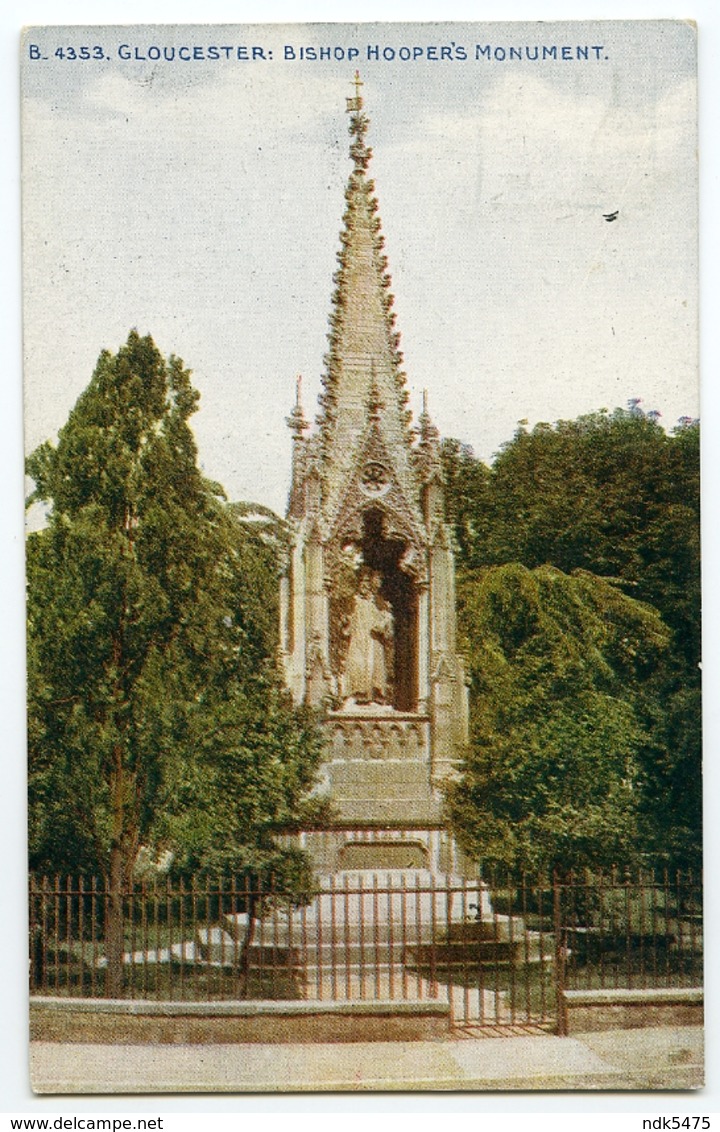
318 73 416 526
280 79 469 836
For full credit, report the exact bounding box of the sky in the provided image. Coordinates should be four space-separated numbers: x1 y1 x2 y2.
21 19 698 516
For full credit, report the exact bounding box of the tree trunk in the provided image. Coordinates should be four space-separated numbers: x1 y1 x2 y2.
106 841 125 998
105 744 127 998
238 895 258 999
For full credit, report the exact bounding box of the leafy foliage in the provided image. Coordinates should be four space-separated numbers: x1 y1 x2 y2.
442 409 700 668
27 331 323 896
447 564 671 872
442 409 701 871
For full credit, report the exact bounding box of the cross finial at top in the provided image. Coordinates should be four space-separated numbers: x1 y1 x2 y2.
346 71 364 114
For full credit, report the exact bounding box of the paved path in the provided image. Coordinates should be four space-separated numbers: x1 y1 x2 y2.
30 1026 703 1093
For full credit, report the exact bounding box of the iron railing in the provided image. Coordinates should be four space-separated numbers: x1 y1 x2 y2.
29 869 702 1030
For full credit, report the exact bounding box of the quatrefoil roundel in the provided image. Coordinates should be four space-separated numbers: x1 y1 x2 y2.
360 462 391 495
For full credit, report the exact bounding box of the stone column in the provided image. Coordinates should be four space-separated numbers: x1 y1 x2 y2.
279 573 289 654
289 535 307 703
304 528 330 706
429 528 463 781
305 530 325 641
416 580 430 714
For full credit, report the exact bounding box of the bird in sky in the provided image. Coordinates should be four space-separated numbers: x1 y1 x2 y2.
603 210 619 222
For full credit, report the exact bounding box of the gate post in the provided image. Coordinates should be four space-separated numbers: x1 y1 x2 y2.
553 870 568 1036
446 877 455 1027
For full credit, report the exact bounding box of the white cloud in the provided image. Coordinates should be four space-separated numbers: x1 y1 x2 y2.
21 38 698 509
80 63 345 140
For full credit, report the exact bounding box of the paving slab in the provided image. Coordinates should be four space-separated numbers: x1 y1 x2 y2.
448 1035 614 1089
580 1027 704 1091
31 1040 461 1093
29 1028 704 1094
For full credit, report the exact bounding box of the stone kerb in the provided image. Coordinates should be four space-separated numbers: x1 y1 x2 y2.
563 987 703 1033
30 996 451 1045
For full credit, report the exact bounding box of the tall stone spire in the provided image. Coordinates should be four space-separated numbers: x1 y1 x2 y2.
280 80 469 842
319 73 417 526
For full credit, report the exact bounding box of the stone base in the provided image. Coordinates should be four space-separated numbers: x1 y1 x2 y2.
563 988 703 1033
321 711 446 826
30 997 450 1045
289 828 475 876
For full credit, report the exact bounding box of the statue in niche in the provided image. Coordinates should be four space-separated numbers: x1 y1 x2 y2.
342 570 394 705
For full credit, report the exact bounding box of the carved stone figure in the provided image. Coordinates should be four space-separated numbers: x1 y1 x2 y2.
343 572 393 704
280 80 469 826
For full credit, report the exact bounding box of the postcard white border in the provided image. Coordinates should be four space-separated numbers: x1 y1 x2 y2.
3 0 719 1117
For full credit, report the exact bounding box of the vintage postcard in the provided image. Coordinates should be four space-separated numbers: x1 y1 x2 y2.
21 21 701 1093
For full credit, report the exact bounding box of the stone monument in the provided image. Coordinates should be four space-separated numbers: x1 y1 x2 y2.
280 75 470 876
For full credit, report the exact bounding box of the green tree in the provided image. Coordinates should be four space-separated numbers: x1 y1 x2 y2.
447 564 671 873
442 409 700 666
27 331 323 992
442 409 701 869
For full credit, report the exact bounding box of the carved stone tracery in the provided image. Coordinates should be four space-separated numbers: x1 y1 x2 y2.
325 420 426 587
327 716 428 762
279 83 469 827
360 461 391 496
